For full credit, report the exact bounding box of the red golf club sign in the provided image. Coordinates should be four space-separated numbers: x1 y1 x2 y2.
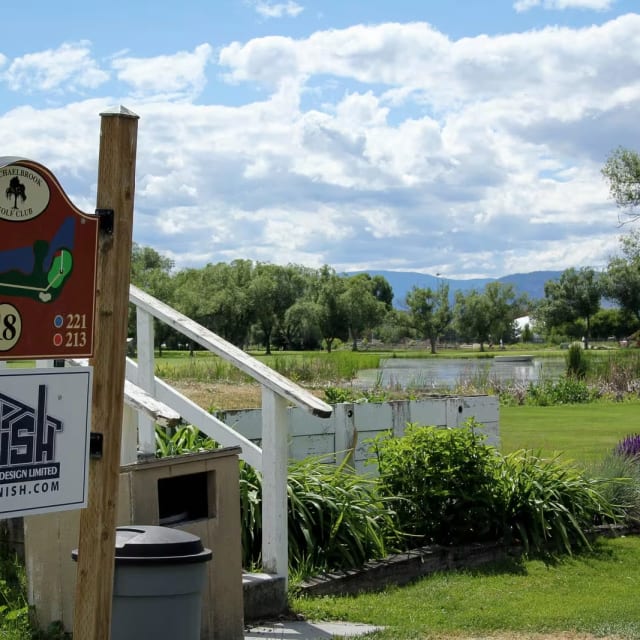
0 158 98 359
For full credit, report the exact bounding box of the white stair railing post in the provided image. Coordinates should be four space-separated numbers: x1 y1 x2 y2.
136 307 156 456
261 386 289 583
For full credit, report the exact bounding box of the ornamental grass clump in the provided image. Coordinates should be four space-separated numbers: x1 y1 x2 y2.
286 456 400 572
239 456 400 576
587 453 640 526
494 451 616 554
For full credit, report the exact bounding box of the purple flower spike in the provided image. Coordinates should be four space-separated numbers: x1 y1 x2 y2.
614 433 640 459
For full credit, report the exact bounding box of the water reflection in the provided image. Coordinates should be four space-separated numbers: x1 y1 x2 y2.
355 357 565 389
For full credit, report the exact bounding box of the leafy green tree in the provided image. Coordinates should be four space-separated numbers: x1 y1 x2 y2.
364 273 394 310
173 260 254 348
376 308 414 344
454 290 491 351
604 231 640 324
590 307 639 341
314 266 349 353
454 283 525 351
406 283 452 354
248 264 308 354
281 300 323 350
540 268 602 349
340 274 388 350
485 282 528 343
602 147 640 223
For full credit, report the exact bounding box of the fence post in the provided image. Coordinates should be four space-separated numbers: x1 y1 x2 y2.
261 386 289 583
72 106 138 640
136 307 156 456
333 403 356 467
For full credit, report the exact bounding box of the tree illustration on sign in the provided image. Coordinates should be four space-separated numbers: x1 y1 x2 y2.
5 178 26 209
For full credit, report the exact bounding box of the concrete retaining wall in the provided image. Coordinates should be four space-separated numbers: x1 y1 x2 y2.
219 395 499 474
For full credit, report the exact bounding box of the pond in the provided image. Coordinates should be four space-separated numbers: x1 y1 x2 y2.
354 356 566 390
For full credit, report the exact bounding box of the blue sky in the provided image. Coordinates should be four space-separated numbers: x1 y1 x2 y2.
1 0 638 278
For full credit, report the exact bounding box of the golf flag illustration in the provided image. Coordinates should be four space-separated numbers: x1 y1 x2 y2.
0 158 98 359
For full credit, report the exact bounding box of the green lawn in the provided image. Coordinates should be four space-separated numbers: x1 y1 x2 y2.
293 536 640 639
500 400 640 464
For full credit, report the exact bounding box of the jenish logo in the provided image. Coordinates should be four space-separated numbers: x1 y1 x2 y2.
0 165 50 222
0 384 62 484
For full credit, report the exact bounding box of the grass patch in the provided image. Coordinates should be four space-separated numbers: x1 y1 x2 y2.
292 536 640 639
500 400 640 464
153 350 383 384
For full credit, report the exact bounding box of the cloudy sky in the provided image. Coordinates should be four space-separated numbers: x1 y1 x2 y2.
1 0 638 279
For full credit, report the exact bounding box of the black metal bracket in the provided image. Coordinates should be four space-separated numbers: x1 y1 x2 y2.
90 432 103 459
95 208 114 235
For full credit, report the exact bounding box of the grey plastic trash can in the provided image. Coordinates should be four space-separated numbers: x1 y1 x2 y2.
73 525 212 640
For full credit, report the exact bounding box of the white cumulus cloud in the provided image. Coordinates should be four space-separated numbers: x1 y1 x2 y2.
112 44 213 98
2 42 109 93
514 0 614 12
251 1 304 18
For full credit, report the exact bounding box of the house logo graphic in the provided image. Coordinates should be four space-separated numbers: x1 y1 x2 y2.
0 384 62 484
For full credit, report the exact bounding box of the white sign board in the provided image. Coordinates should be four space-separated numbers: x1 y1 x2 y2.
0 367 92 518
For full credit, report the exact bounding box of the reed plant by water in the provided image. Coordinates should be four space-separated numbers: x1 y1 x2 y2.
155 356 252 383
263 351 382 383
154 350 382 385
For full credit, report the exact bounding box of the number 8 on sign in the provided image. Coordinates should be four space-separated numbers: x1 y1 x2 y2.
0 303 21 351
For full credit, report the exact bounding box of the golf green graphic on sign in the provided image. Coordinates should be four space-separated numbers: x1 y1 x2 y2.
0 158 98 359
0 218 75 303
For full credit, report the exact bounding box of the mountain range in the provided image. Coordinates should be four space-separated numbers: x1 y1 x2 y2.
347 270 563 309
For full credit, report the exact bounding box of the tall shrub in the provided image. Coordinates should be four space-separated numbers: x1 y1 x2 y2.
371 420 502 547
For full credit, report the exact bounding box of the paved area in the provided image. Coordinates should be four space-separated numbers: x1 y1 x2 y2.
244 620 383 639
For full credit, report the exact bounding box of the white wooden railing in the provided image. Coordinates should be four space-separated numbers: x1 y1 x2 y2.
125 284 332 583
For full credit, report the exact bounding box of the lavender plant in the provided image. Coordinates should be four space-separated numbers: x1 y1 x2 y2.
614 433 640 459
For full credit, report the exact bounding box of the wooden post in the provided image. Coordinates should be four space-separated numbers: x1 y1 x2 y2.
73 106 139 640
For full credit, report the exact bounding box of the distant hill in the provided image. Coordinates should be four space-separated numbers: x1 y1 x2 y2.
346 270 562 308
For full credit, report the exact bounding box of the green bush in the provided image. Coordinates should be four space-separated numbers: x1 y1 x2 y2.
525 377 594 406
371 420 502 547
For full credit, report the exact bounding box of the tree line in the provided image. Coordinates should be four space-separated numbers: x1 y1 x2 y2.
129 146 640 353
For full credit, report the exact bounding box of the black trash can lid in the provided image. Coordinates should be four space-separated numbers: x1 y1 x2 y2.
72 525 212 565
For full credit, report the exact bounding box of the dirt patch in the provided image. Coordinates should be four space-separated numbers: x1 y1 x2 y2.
169 380 328 412
170 381 263 411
